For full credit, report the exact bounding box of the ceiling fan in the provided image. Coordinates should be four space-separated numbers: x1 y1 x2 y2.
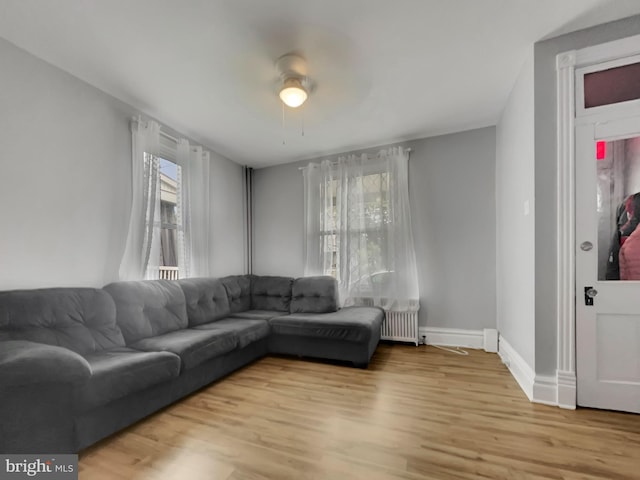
275 53 314 108
230 21 371 128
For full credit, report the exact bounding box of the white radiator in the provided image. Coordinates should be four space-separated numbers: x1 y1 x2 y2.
381 310 419 345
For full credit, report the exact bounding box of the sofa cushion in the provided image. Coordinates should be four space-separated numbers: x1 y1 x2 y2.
269 307 383 343
178 278 231 326
220 275 252 313
290 276 339 314
251 276 293 312
130 328 237 371
0 288 124 355
103 280 188 345
76 347 180 411
0 340 92 387
193 318 270 349
229 310 289 321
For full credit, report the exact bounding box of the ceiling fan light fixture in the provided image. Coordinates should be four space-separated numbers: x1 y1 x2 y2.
279 77 308 108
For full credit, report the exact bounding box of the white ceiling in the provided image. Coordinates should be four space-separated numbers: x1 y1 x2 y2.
1 0 639 168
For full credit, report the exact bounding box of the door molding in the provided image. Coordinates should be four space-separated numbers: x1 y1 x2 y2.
556 33 640 410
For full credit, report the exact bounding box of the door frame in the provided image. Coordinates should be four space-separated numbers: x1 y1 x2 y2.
556 33 640 410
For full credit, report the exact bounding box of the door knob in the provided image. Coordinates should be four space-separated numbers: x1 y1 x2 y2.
586 288 598 298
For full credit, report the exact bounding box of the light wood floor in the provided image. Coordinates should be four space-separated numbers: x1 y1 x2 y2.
79 344 640 480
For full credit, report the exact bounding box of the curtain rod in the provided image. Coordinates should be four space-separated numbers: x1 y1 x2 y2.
297 147 412 170
132 116 179 144
160 130 178 144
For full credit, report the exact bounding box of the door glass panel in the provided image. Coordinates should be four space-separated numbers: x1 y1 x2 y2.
585 62 640 108
597 136 640 280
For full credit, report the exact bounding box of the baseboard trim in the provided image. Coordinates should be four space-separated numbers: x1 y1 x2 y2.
497 336 535 401
533 375 558 406
497 335 561 406
419 327 484 349
556 370 577 410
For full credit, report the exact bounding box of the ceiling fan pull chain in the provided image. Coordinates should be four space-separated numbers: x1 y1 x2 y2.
282 102 286 145
301 109 305 137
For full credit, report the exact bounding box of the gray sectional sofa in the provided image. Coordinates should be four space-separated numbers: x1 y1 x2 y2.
0 275 383 454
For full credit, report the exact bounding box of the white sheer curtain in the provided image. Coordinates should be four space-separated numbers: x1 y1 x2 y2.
304 147 419 311
119 118 162 280
177 140 211 278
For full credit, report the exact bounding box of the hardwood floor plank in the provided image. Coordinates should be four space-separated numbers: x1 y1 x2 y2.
79 345 640 479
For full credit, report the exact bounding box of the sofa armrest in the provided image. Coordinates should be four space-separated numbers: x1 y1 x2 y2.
0 340 92 387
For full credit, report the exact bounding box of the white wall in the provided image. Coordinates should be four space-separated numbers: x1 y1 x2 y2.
495 47 535 369
533 14 640 376
253 127 497 331
0 37 244 290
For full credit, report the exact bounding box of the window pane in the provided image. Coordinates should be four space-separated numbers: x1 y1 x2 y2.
362 173 388 227
160 159 178 206
159 158 181 276
323 171 392 281
363 230 387 273
160 227 178 267
322 234 337 277
584 62 640 108
161 201 176 226
597 136 640 280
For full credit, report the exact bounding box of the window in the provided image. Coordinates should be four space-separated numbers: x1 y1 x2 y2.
159 157 181 279
303 148 419 311
121 118 211 281
321 171 390 292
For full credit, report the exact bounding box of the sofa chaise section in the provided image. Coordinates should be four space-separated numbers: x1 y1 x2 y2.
268 276 383 367
269 307 384 367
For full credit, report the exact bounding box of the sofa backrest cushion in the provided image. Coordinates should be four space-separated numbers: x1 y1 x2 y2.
177 277 231 326
103 280 188 344
220 275 252 313
290 276 339 313
251 276 293 312
0 288 124 355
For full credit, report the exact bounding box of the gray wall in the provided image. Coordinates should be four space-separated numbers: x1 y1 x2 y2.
534 14 640 375
209 151 246 277
496 47 535 369
253 127 497 330
0 37 245 290
252 162 305 277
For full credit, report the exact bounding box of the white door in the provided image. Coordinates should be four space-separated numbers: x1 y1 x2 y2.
576 116 640 413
